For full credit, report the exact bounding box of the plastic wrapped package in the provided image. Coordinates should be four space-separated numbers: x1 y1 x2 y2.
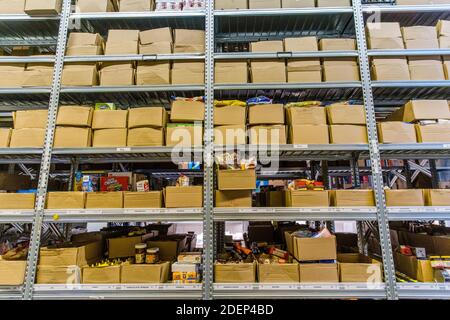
155 0 183 11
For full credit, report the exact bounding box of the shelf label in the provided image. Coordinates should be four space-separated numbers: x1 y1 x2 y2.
293 144 308 149
443 144 450 149
116 147 131 152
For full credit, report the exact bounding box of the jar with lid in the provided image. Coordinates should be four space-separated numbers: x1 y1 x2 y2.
135 243 147 264
145 247 160 264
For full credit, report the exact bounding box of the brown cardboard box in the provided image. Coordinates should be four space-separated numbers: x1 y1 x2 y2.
317 0 351 6
0 0 25 14
405 39 439 49
368 37 405 50
394 252 433 282
439 36 450 49
54 127 92 148
61 64 98 86
136 62 170 85
128 107 167 128
13 109 48 129
140 27 172 44
282 0 315 8
286 106 327 125
250 40 284 52
215 61 248 84
100 63 135 86
249 0 281 8
215 190 252 207
121 262 170 283
104 30 139 55
425 189 450 206
249 125 287 145
268 191 284 207
338 253 383 283
416 124 450 143
166 124 203 147
214 125 247 145
258 263 299 283
284 37 318 51
25 0 61 15
286 59 322 83
299 263 339 282
248 104 284 125
139 41 172 55
85 192 124 208
66 43 104 56
108 234 153 258
172 62 204 84
214 104 246 126
174 29 204 50
75 0 118 12
329 125 368 144
0 193 35 209
0 128 11 148
385 189 424 206
437 19 450 37
119 0 152 11
57 105 93 127
378 122 417 144
123 191 162 208
82 265 121 284
394 100 450 122
323 64 360 82
371 58 410 80
39 241 103 266
214 262 256 283
250 61 286 83
330 190 375 207
147 237 187 261
46 192 86 209
445 61 450 79
127 128 164 146
0 69 24 87
326 104 366 125
22 67 54 87
0 173 31 191
319 38 356 51
293 235 337 261
215 0 248 9
217 169 256 190
409 59 445 80
93 129 128 147
171 100 205 122
92 110 128 129
36 266 81 284
164 186 203 208
67 32 104 48
285 190 329 207
366 22 402 40
10 128 45 148
402 26 438 41
0 261 26 285
290 125 329 144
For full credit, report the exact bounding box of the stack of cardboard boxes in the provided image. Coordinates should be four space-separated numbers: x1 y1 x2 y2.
128 106 167 147
385 188 450 207
327 104 368 144
438 20 450 77
213 102 247 145
286 37 321 83
250 41 286 83
287 103 328 144
54 105 93 148
0 64 25 88
9 110 47 148
285 189 375 208
215 168 256 208
0 0 61 15
92 109 128 147
248 103 286 144
320 38 360 82
166 99 204 147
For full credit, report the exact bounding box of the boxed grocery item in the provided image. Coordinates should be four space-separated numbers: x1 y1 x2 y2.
409 58 445 80
93 129 128 147
9 128 45 148
250 61 286 83
258 263 299 283
39 241 103 266
284 37 318 52
378 122 417 144
214 262 256 283
172 61 204 84
217 169 256 190
46 192 86 209
178 252 202 264
366 22 404 49
215 0 248 9
166 124 203 146
123 191 162 208
289 125 329 144
85 191 124 208
286 59 322 83
0 0 25 14
385 189 424 206
214 125 246 145
286 106 327 125
0 261 26 285
171 100 205 122
54 127 92 148
337 253 383 282
249 125 287 145
394 252 433 282
291 235 337 261
100 63 135 86
317 0 351 6
104 29 139 55
402 26 439 49
25 0 61 15
0 193 35 209
215 61 248 84
13 109 48 129
164 186 203 208
330 190 375 207
248 104 284 125
147 236 187 260
326 104 366 125
36 265 81 284
215 190 252 207
128 107 167 128
127 128 164 146
214 104 247 126
323 64 360 82
119 0 152 11
415 123 450 143
285 190 329 207
250 40 284 52
319 38 356 51
329 125 368 144
282 0 315 8
56 105 93 127
425 189 450 206
299 263 339 282
173 29 205 53
75 0 118 12
61 64 98 86
172 262 200 283
371 58 410 80
121 262 170 283
0 128 11 148
92 109 128 129
82 265 121 284
136 62 170 85
139 41 172 54
249 0 281 8
389 100 450 122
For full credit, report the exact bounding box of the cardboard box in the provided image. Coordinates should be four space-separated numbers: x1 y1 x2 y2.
282 0 315 8
405 39 439 49
0 0 25 14
284 37 318 51
248 104 284 125
25 0 61 15
173 29 205 53
0 173 31 191
329 125 368 144
249 125 287 145
319 38 356 51
330 190 375 207
368 37 405 50
394 100 450 123
249 0 281 8
9 128 45 148
285 190 329 207
0 193 35 209
61 64 98 86
56 105 93 127
104 30 139 55
409 59 445 80
100 63 135 86
366 22 402 40
108 234 153 259
172 62 204 84
292 235 337 261
286 59 322 83
250 40 284 52
378 122 417 144
317 0 351 6
217 169 256 190
54 127 91 148
416 124 450 143
46 192 86 209
258 263 299 283
93 129 127 147
371 58 410 81
166 124 203 146
36 265 81 284
128 107 167 129
121 262 170 283
338 253 383 283
215 0 248 9
140 27 172 44
402 26 438 40
75 0 118 12
326 104 366 125
13 110 48 129
437 19 450 37
67 32 104 47
214 125 246 145
171 100 205 122
164 186 203 208
147 237 187 261
215 61 248 84
394 252 433 282
92 110 128 129
299 263 339 282
82 265 121 284
425 189 450 206
289 125 329 144
445 61 450 79
22 67 54 87
127 128 164 146
39 241 103 266
139 41 172 55
323 64 360 82
214 262 256 283
119 0 152 11
85 192 124 208
123 191 162 208
136 62 170 85
286 106 327 125
268 191 284 207
439 36 450 49
214 104 246 126
385 189 424 207
0 69 24 87
0 261 26 285
250 61 286 83
66 45 103 56
215 190 252 207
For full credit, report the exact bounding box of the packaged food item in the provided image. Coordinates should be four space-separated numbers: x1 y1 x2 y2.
136 180 150 192
155 0 183 11
145 248 160 264
100 176 130 192
94 102 116 110
176 174 190 187
135 243 147 264
215 152 256 170
82 175 99 192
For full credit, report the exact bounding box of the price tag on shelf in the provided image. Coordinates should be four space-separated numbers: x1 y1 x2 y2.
116 147 131 152
293 144 308 149
443 144 450 149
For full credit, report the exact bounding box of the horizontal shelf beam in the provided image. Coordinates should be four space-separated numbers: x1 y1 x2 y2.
214 8 353 17
64 53 204 63
372 81 450 88
215 82 362 90
60 85 204 93
215 51 358 59
362 4 450 13
0 14 60 21
70 11 205 19
368 49 450 56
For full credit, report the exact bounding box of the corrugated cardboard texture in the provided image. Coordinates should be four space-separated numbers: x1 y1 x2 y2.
108 235 145 258
338 253 383 282
100 65 135 85
0 0 25 14
164 186 203 208
139 41 172 54
317 0 351 6
368 37 405 49
54 127 92 148
215 61 248 84
250 40 284 52
323 64 360 82
329 125 368 144
22 68 54 87
319 38 355 51
13 110 48 129
82 265 121 284
249 125 287 145
286 106 327 125
371 58 410 80
25 0 61 15
326 104 366 125
294 236 337 261
0 128 11 147
76 0 118 12
0 261 26 285
119 0 152 11
36 265 81 284
401 100 450 122
258 263 299 283
39 241 102 267
366 22 402 39
249 0 281 8
62 64 98 86
127 128 164 146
121 262 170 283
215 190 252 207
250 61 286 83
385 189 424 207
378 122 417 144
405 39 439 49
0 193 35 209
136 62 170 85
394 252 433 282
93 129 128 147
290 125 329 144
330 190 375 207
217 169 256 190
67 32 104 47
215 262 256 283
284 37 317 51
402 26 438 40
128 107 167 128
215 0 248 9
172 62 205 84
170 100 205 122
140 27 172 44
46 192 86 209
415 124 450 143
123 191 162 208
174 29 204 45
66 45 103 56
85 192 124 208
299 263 339 282
166 124 203 146
285 190 329 207
214 105 247 126
9 128 45 147
214 125 246 145
425 189 450 206
56 105 93 127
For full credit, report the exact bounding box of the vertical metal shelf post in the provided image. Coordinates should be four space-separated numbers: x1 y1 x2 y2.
352 0 398 300
22 0 72 300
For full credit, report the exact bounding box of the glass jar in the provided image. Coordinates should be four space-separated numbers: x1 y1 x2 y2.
135 243 147 264
145 247 160 264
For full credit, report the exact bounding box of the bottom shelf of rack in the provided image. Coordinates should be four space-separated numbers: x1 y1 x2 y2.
0 286 22 300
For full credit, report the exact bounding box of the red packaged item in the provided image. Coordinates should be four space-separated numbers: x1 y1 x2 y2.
100 176 130 192
399 245 413 256
268 247 289 260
